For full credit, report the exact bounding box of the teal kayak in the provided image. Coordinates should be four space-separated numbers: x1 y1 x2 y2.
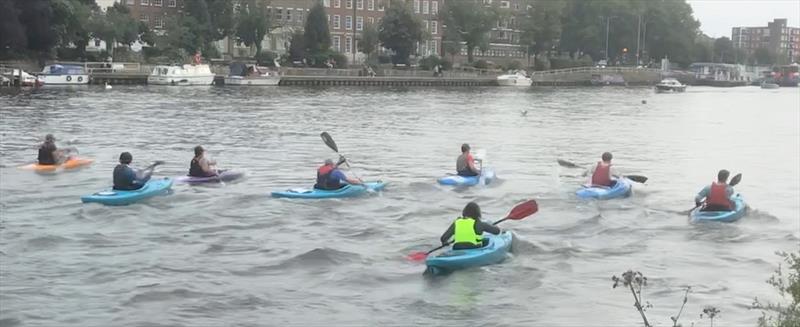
576 178 632 200
437 167 496 186
690 194 747 223
425 231 513 275
271 181 386 199
81 178 173 206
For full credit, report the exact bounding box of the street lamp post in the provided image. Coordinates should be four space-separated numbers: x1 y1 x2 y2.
604 16 616 62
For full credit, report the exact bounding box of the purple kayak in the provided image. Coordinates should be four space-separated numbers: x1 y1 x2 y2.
174 170 244 184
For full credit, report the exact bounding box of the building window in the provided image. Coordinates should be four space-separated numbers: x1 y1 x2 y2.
155 17 164 29
357 0 363 10
368 17 374 25
152 0 162 6
423 0 429 14
140 14 149 22
141 0 149 5
368 0 374 10
126 0 134 4
414 0 419 13
424 20 429 31
432 1 438 14
334 0 341 8
356 16 363 31
346 0 352 9
431 21 437 34
168 0 176 7
431 39 438 55
346 15 352 30
378 1 384 11
286 9 291 21
275 8 282 21
333 15 340 29
500 1 510 8
334 36 341 51
345 36 352 52
324 0 330 7
296 9 304 22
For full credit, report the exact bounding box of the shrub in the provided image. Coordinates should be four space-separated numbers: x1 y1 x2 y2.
254 51 278 66
473 59 490 69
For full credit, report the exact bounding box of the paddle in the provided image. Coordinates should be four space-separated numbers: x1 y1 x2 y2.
557 158 648 184
683 173 742 215
406 199 539 262
320 131 362 181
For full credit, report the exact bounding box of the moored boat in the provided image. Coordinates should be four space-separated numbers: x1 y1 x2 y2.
39 64 89 85
497 70 532 86
655 78 687 92
147 64 215 85
224 62 280 86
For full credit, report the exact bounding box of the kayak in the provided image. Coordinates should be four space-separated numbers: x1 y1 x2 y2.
19 157 94 172
437 167 496 186
425 231 513 275
174 170 244 184
690 194 747 223
271 181 386 199
575 178 632 200
81 178 173 206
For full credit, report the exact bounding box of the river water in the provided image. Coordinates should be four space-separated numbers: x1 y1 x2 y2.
0 85 798 326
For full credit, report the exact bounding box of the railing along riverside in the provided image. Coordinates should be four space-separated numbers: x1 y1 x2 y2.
532 66 663 76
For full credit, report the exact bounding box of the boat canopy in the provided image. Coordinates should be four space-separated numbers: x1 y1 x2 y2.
44 64 86 74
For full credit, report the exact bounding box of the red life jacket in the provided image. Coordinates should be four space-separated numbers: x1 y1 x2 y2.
706 181 732 209
592 162 612 186
315 164 340 190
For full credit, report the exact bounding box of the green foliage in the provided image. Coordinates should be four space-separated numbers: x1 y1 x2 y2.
754 47 777 66
254 51 278 66
440 0 497 63
755 251 800 327
51 0 94 59
419 55 450 71
306 49 347 68
358 23 380 59
504 60 523 71
533 56 550 71
713 37 735 63
304 2 331 55
378 0 423 65
519 0 564 56
235 0 271 57
288 30 306 62
549 55 593 69
473 59 490 69
87 3 146 54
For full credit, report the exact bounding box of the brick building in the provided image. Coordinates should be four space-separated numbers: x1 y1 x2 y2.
122 0 184 31
732 18 800 65
451 0 528 66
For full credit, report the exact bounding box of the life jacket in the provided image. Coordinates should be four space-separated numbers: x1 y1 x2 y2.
113 164 137 190
189 157 208 177
454 217 482 245
592 162 612 186
456 153 475 175
315 164 341 190
38 143 56 165
706 181 733 209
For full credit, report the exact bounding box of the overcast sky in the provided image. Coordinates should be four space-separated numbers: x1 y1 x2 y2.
688 0 800 38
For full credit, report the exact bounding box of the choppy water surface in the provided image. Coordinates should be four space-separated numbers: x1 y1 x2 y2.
1 85 798 326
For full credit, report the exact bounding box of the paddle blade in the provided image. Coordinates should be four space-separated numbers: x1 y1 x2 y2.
730 173 742 186
407 251 429 262
506 199 538 220
626 175 648 183
557 159 581 168
320 132 339 152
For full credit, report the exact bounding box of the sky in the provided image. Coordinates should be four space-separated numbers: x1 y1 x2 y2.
688 0 800 38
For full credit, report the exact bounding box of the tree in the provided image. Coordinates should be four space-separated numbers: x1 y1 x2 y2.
235 0 270 58
358 23 379 60
51 0 95 59
0 0 27 57
713 37 734 63
88 3 141 52
304 2 331 55
379 0 423 64
754 47 776 65
16 0 57 56
288 30 306 63
519 0 565 60
440 0 497 63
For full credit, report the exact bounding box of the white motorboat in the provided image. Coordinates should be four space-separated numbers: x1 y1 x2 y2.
147 64 215 86
760 81 780 89
2 68 44 87
39 64 89 85
497 70 532 86
655 78 686 92
224 62 280 86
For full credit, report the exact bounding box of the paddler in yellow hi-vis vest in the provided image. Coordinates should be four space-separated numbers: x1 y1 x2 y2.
439 202 501 250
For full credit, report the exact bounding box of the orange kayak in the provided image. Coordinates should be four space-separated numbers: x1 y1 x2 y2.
19 157 94 172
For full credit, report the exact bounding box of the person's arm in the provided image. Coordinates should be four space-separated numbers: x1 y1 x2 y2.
694 186 710 205
440 222 455 245
199 158 217 175
610 165 622 178
583 164 596 177
334 170 361 185
467 154 480 174
477 220 501 235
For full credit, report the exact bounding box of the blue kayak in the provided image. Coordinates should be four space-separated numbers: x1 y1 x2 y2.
437 168 496 186
425 231 513 275
271 181 386 199
690 194 747 223
81 178 173 206
575 178 632 200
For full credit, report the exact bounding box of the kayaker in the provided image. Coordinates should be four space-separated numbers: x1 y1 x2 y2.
585 152 620 187
439 202 501 250
188 145 218 177
113 152 154 190
456 143 480 177
314 158 362 190
694 169 736 211
37 134 68 165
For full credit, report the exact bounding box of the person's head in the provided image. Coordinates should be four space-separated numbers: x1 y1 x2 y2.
462 201 482 220
194 145 204 157
45 134 55 143
461 143 471 153
324 159 334 166
601 152 613 163
119 152 132 164
717 169 730 183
